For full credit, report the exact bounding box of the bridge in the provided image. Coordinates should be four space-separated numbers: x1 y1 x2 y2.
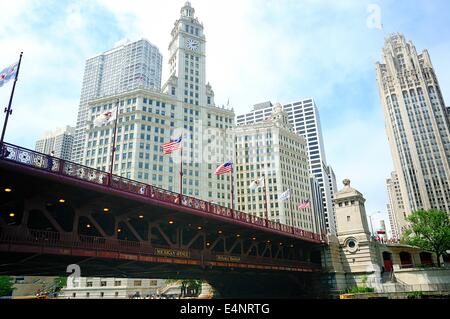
0 143 328 297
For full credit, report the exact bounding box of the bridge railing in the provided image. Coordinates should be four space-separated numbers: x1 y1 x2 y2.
1 142 325 244
0 227 321 270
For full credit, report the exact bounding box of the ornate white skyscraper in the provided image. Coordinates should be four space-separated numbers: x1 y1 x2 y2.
236 99 336 235
162 1 235 207
163 1 212 107
376 34 450 216
234 104 315 232
83 2 235 208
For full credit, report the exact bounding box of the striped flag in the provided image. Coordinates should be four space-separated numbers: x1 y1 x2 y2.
162 136 182 155
279 189 291 201
215 161 233 175
298 199 310 210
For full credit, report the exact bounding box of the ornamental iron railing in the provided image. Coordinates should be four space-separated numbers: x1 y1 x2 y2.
0 142 325 244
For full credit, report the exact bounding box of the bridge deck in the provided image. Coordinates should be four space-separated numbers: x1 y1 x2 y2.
0 142 325 277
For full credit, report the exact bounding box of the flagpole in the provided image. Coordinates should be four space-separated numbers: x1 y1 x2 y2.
1 52 23 145
108 98 120 186
289 191 295 227
179 145 183 197
230 166 234 212
263 173 269 224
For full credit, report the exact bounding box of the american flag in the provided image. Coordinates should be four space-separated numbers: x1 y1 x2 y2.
215 161 233 175
162 137 182 155
298 199 310 210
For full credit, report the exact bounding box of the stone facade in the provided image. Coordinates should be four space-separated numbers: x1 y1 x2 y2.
376 33 450 216
234 104 315 231
324 178 450 294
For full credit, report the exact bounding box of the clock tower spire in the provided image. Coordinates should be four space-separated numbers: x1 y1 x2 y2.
163 1 212 107
181 1 195 18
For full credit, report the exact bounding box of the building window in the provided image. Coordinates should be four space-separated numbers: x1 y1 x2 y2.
134 280 142 287
86 282 93 287
101 281 107 287
114 281 121 287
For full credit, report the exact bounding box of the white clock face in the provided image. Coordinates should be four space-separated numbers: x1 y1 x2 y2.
186 38 200 51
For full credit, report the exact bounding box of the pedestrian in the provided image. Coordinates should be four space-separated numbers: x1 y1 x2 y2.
0 144 10 158
47 151 54 171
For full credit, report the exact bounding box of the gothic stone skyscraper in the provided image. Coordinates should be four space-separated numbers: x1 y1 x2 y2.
376 34 450 216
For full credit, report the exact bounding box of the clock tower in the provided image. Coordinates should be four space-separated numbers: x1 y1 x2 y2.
161 1 234 208
164 1 212 107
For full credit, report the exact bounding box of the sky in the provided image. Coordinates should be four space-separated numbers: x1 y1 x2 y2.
1 0 450 236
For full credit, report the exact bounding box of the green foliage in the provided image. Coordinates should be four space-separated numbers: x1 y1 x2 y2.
401 209 450 267
53 277 67 292
346 287 375 294
361 275 368 287
0 276 15 297
165 279 203 297
407 291 424 299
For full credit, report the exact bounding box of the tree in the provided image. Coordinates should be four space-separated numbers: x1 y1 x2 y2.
0 276 15 297
165 279 203 297
401 209 450 267
53 277 67 292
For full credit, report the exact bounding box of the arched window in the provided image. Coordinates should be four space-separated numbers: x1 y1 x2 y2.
399 251 413 269
419 252 433 267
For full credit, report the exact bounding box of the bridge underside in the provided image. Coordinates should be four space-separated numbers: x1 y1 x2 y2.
0 156 326 298
0 251 324 298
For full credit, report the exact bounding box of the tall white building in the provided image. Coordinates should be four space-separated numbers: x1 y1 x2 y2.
386 171 407 240
326 165 338 229
83 2 235 207
72 39 163 164
236 99 336 234
376 33 450 216
310 176 327 235
35 126 75 160
234 104 315 232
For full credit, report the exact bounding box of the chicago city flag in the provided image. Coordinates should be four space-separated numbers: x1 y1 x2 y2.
162 136 182 155
0 62 19 87
279 189 291 201
298 199 311 210
215 161 233 175
93 110 116 127
249 176 265 190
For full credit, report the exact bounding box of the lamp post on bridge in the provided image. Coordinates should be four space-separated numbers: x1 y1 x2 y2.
369 211 383 239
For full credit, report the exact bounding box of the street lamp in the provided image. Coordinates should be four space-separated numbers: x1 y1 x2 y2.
369 211 383 239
